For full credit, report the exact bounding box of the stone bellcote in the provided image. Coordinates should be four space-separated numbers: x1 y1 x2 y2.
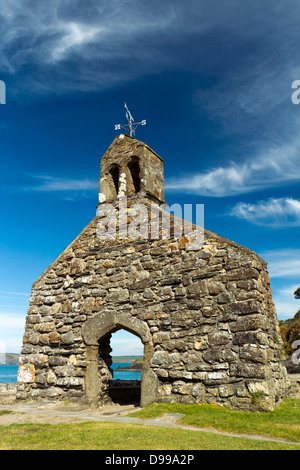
98 134 165 206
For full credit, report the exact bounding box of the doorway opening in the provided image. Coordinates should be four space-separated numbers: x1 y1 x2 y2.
107 329 143 405
82 311 158 408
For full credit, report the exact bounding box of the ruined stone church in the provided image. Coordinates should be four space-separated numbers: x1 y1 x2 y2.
17 133 288 411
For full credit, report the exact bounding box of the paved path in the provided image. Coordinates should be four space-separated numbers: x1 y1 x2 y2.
0 401 298 446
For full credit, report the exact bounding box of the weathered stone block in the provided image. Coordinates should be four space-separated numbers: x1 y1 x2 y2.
49 331 61 344
227 300 260 315
47 370 57 384
153 331 170 343
35 373 47 385
61 331 75 345
205 371 228 385
26 314 41 324
106 288 129 303
192 382 205 399
172 380 192 395
30 354 49 366
230 314 267 332
203 348 237 364
35 321 56 333
230 363 266 379
152 350 168 366
239 344 267 363
208 331 230 346
207 281 225 295
70 258 85 275
46 387 65 398
17 364 35 383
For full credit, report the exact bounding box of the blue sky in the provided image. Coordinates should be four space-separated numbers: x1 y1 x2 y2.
0 0 300 355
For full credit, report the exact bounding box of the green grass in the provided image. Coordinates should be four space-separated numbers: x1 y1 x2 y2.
0 410 13 416
0 421 299 450
129 398 300 443
0 398 299 450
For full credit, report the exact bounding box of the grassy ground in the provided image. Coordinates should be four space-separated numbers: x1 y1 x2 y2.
0 399 299 450
0 420 299 450
130 398 300 443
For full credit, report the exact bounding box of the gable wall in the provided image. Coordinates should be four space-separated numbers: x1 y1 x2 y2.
17 212 288 411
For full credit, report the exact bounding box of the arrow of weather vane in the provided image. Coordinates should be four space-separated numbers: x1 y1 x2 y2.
114 103 146 137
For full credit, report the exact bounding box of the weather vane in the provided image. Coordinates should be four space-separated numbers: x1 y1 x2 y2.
114 102 146 137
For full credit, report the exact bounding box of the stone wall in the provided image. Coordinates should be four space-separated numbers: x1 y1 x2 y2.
17 201 288 411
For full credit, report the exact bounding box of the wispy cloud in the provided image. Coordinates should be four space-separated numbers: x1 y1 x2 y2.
258 251 300 318
50 22 104 63
2 0 300 100
160 2 300 198
271 284 300 319
0 0 178 95
110 330 143 356
230 197 300 227
260 249 300 278
165 140 300 197
23 175 98 198
0 291 30 297
0 313 26 353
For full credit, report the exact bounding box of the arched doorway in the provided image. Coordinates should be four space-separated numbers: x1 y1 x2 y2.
108 329 143 405
82 311 158 408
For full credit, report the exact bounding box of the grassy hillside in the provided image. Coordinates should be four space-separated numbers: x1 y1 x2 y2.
0 355 142 366
0 354 19 365
112 356 143 363
116 359 143 370
279 310 300 355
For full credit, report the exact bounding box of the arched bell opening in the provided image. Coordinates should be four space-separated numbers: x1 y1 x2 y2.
109 165 120 196
128 157 141 194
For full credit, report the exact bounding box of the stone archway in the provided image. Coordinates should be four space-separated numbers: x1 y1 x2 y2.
82 311 158 408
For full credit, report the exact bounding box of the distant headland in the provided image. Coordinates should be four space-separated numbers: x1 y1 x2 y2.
115 359 143 371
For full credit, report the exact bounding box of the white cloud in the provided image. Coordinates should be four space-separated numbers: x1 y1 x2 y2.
1 0 298 100
159 2 300 198
0 313 26 354
166 164 248 197
272 284 300 319
0 291 30 296
0 0 178 94
260 249 300 278
164 67 300 197
273 300 299 319
230 198 300 226
256 250 300 319
0 313 26 331
50 21 107 63
110 330 143 356
257 253 300 320
165 141 300 196
24 175 98 195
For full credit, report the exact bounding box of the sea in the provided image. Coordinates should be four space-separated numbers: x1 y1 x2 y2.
111 363 141 381
0 363 141 384
0 365 19 384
